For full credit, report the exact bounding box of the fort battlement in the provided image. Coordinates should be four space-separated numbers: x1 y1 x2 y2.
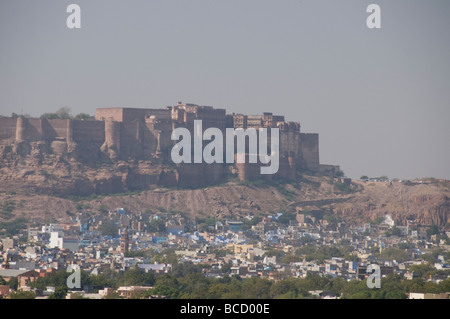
0 102 321 187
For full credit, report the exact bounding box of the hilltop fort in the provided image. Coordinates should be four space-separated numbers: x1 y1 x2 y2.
0 103 448 228
0 102 339 193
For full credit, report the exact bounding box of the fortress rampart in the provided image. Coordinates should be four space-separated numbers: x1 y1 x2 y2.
0 102 322 189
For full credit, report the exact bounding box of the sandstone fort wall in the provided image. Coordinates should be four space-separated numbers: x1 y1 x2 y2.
299 133 320 171
72 120 105 143
0 117 17 141
1 104 324 187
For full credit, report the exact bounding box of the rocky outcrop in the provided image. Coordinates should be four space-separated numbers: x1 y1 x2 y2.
0 136 448 228
407 194 449 226
0 139 230 196
333 184 450 226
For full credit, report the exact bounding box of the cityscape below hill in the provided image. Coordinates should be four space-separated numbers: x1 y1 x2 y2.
0 107 449 300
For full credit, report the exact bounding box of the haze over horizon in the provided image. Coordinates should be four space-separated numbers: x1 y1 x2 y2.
1 1 449 181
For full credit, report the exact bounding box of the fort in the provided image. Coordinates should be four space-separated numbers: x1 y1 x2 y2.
0 102 338 192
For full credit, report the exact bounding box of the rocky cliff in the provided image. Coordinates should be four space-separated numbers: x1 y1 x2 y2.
0 151 448 228
0 139 230 197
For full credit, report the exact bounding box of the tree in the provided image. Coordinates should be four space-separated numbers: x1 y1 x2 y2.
75 203 86 212
9 290 36 299
421 249 444 264
208 281 239 299
178 273 211 298
407 264 436 279
0 217 28 236
41 107 72 119
102 291 122 299
297 234 314 245
426 225 439 237
151 275 180 299
385 226 402 237
8 277 18 290
56 107 72 119
263 249 284 259
97 204 109 214
29 276 47 290
90 268 119 290
74 113 94 120
242 277 272 299
371 216 385 225
100 220 118 237
221 262 232 274
335 170 344 177
281 254 301 264
172 262 202 278
277 211 296 225
270 279 296 299
379 248 409 263
117 267 155 287
48 286 68 299
325 214 340 228
147 218 166 232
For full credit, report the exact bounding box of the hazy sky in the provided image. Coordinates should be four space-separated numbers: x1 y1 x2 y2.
1 0 449 180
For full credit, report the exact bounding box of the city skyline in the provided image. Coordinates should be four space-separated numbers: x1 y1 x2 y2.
1 0 449 180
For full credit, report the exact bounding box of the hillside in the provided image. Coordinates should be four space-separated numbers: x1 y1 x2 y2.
0 164 448 229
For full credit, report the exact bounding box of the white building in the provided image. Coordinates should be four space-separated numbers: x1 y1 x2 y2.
383 215 395 228
42 224 64 235
49 231 79 252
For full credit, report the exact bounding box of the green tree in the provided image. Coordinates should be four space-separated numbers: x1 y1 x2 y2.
407 264 436 279
29 276 47 290
172 262 201 278
148 218 166 232
208 281 239 299
378 248 409 263
97 204 109 214
0 217 28 236
151 275 180 299
74 113 94 120
263 249 284 259
90 268 119 290
152 248 179 265
221 262 232 274
8 277 18 290
117 268 141 287
9 290 36 299
301 273 330 293
380 274 407 299
277 211 296 225
371 216 385 225
281 254 301 264
270 278 301 299
426 225 439 237
179 273 211 299
385 290 407 299
99 220 118 237
55 106 72 119
48 286 68 299
102 291 122 299
76 203 84 212
335 170 344 177
421 249 445 263
41 107 72 119
385 226 402 237
242 277 272 299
